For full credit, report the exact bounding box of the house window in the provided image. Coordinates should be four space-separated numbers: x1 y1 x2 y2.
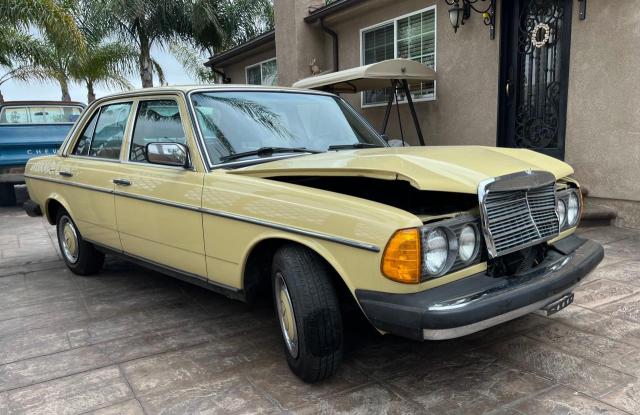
246 58 278 86
361 6 436 106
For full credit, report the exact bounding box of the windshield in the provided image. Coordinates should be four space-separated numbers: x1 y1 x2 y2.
190 91 386 165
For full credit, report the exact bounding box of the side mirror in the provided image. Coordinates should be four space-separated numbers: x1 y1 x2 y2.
145 142 190 168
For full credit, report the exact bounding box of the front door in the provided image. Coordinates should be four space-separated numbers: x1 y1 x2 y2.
114 97 207 277
498 0 573 159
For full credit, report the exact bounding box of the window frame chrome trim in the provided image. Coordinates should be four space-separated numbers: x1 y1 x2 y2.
124 97 195 171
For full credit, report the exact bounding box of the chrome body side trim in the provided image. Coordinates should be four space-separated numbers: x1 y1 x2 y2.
24 174 113 194
199 207 381 252
26 174 380 252
422 283 577 340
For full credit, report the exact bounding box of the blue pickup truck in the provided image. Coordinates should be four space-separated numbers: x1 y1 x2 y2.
0 101 84 205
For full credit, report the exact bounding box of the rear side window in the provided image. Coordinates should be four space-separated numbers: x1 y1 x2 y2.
129 100 186 163
73 111 100 156
89 103 132 159
0 106 82 124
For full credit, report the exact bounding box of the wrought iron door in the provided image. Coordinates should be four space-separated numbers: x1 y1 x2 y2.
498 0 573 159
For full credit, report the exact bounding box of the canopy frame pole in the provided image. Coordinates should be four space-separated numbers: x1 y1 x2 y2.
381 79 397 135
401 79 425 146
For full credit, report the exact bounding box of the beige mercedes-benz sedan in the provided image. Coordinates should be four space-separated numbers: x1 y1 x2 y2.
23 85 603 382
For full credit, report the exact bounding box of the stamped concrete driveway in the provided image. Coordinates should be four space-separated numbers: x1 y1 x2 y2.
1 201 640 414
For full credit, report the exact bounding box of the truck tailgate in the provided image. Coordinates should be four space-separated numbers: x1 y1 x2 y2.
0 123 73 167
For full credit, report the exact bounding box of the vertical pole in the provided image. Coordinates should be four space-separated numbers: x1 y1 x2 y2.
381 80 396 134
402 79 425 146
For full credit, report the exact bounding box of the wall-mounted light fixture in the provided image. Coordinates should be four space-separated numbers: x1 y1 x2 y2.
445 0 496 40
578 0 587 20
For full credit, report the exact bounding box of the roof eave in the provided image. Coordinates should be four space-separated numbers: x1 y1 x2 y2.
204 30 276 68
304 0 366 23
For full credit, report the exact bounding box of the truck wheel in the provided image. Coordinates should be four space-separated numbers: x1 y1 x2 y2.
56 209 104 275
0 183 16 207
272 244 343 383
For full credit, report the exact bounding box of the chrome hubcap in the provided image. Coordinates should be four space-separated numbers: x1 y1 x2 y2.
58 216 79 263
275 273 298 358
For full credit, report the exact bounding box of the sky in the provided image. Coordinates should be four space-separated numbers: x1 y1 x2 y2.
1 46 205 104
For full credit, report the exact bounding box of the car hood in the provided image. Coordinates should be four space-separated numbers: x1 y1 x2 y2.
230 146 574 194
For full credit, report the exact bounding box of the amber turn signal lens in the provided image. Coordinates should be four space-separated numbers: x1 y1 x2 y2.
381 228 421 284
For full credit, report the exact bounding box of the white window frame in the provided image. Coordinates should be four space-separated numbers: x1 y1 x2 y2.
245 57 278 86
359 5 437 108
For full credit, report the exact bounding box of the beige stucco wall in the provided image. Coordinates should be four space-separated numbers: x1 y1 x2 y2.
321 0 500 147
564 0 640 206
217 46 276 85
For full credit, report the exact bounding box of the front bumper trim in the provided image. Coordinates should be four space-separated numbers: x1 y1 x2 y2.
356 236 604 341
422 284 577 340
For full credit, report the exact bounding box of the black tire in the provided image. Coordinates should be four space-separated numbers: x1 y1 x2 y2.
0 183 16 207
56 209 104 275
272 244 343 383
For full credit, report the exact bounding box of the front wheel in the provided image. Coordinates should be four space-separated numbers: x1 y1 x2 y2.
272 244 343 383
56 209 104 275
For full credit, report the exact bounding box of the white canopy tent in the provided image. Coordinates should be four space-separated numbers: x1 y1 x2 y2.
293 59 436 145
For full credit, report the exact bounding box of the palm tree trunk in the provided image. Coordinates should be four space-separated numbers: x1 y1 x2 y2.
60 78 71 102
0 89 4 103
86 80 96 103
138 33 153 88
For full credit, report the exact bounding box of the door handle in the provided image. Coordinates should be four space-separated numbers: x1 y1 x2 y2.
505 80 512 98
58 171 73 177
113 178 131 186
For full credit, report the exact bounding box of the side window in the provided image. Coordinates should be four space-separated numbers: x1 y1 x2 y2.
88 102 132 159
129 100 186 163
73 110 100 156
0 107 29 124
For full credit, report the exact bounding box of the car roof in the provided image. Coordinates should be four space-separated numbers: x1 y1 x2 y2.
94 84 336 102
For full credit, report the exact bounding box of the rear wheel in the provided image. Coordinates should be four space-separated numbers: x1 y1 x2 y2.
56 209 104 275
0 183 16 207
272 244 343 383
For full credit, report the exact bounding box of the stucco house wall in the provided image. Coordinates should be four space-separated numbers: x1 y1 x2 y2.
563 0 640 228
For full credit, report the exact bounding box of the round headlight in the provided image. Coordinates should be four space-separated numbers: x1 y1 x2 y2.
458 225 478 262
425 228 449 275
556 199 567 228
567 192 579 226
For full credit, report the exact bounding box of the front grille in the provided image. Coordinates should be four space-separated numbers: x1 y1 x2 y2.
480 178 559 258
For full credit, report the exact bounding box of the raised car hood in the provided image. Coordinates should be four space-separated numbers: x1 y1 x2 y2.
231 146 574 194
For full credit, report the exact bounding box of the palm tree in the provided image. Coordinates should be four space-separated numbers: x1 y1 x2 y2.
70 42 137 103
0 0 85 55
0 0 85 102
170 0 273 84
0 29 42 102
106 0 222 87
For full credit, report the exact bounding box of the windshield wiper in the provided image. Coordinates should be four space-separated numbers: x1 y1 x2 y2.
219 147 321 163
327 143 384 151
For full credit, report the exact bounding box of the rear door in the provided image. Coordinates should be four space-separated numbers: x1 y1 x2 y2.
62 100 134 249
113 96 207 277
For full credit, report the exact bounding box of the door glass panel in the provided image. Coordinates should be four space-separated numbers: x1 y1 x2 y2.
88 102 132 159
129 100 186 163
73 110 100 156
514 0 566 151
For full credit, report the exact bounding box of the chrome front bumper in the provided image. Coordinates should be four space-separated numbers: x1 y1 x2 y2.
356 235 604 341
